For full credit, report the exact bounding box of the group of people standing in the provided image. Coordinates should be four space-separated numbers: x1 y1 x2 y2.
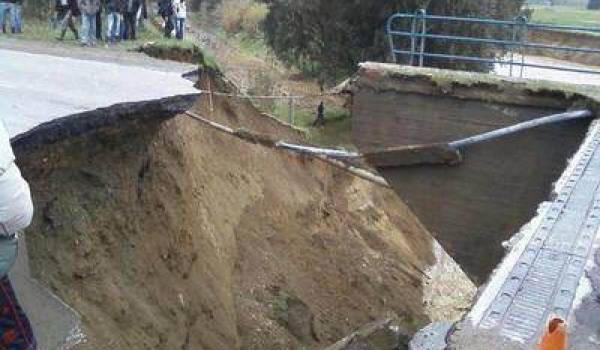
54 0 186 46
55 0 148 45
0 0 22 34
158 0 186 39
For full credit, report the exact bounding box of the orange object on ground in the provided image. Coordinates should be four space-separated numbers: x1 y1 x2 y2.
538 317 567 350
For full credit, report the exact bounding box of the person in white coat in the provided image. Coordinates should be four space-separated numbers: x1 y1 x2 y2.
0 120 36 350
174 0 185 40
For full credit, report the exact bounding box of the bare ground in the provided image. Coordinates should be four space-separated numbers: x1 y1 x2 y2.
12 83 475 350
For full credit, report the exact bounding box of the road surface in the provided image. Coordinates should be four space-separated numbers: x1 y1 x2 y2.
0 43 197 137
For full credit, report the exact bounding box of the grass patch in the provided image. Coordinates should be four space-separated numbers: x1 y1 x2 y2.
270 103 312 127
16 15 196 49
118 18 193 50
19 18 69 43
306 109 354 148
200 51 219 70
269 103 354 148
530 5 600 27
15 15 218 68
234 31 269 58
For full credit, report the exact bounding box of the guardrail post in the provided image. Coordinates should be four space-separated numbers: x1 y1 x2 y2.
387 15 397 63
510 20 517 77
518 15 529 78
417 9 427 67
409 14 417 66
288 98 294 125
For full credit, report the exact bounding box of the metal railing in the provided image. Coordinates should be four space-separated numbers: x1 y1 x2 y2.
386 9 600 77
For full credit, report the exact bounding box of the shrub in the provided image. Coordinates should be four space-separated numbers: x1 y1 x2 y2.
220 0 268 37
241 2 268 36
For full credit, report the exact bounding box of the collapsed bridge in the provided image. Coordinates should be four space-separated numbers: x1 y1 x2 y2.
349 62 600 349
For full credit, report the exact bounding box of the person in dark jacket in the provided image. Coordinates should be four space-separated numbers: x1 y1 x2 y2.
56 0 79 40
312 101 325 127
158 0 173 38
174 0 185 40
78 0 100 45
9 0 21 33
105 0 123 42
95 0 103 41
122 0 145 40
0 0 9 34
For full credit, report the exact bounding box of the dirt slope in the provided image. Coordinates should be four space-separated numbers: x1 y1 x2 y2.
14 84 473 349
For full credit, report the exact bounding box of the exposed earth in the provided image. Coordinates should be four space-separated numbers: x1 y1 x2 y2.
8 54 475 349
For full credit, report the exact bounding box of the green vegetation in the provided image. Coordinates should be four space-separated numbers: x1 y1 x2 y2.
529 5 600 26
234 32 269 58
269 103 353 147
219 0 267 38
19 18 57 42
200 51 219 70
305 109 354 148
262 0 525 83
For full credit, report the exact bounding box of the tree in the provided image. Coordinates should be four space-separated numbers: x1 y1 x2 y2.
189 0 222 13
261 0 525 83
589 0 600 9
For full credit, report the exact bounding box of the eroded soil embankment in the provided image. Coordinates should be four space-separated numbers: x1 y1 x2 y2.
527 29 600 66
12 88 473 349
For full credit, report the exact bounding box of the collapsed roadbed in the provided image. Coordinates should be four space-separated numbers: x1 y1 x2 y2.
12 71 475 349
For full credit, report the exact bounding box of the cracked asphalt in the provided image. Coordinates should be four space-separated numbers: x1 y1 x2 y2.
0 41 197 137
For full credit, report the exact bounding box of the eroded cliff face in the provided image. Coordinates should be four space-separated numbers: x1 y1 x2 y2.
12 87 474 350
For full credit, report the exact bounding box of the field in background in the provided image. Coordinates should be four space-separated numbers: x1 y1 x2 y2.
529 5 600 27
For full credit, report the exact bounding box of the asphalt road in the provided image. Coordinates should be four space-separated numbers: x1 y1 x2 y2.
0 46 197 137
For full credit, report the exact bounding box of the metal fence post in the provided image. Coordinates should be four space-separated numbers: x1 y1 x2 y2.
288 98 294 125
409 15 417 66
518 16 529 78
387 15 398 63
509 20 517 77
417 9 427 67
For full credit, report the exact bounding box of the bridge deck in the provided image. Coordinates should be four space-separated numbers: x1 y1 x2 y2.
462 120 600 349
